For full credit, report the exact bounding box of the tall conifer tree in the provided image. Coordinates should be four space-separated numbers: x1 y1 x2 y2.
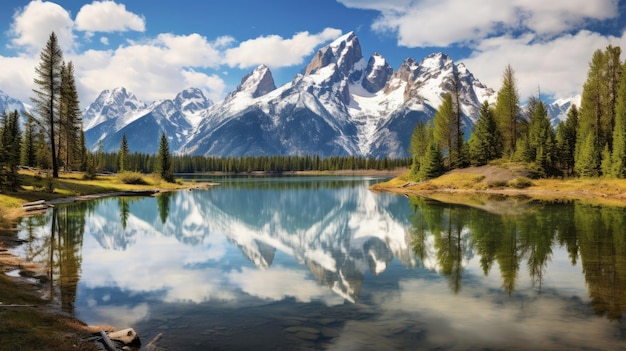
433 93 455 168
494 65 520 157
408 121 430 177
59 61 82 171
20 114 37 167
156 132 174 182
31 32 63 177
118 134 130 172
555 105 578 176
611 61 626 178
469 101 502 165
0 110 22 190
575 47 621 176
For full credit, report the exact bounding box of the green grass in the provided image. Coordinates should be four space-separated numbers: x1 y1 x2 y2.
0 170 190 223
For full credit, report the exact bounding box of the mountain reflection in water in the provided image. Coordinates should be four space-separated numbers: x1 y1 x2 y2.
14 176 626 350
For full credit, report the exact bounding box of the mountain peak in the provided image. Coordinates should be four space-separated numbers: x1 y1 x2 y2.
174 87 213 114
225 64 277 102
83 87 146 130
362 52 393 93
304 31 363 76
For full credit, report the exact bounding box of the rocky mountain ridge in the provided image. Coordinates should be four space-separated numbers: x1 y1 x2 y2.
1 31 580 157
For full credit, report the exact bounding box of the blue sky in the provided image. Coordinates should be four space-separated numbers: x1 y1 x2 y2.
1 0 625 108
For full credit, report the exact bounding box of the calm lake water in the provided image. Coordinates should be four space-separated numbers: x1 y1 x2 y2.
11 176 626 350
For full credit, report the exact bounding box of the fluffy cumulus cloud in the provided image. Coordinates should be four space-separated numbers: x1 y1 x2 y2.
74 0 145 33
9 0 75 53
224 28 342 69
463 30 626 99
1 1 341 106
339 0 623 99
73 33 229 103
340 0 618 46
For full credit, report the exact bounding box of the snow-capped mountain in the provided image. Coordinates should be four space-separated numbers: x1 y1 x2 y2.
177 32 496 158
83 87 213 154
0 89 27 115
66 31 577 157
546 95 581 126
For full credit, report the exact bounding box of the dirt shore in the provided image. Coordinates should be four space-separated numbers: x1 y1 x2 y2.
370 165 626 207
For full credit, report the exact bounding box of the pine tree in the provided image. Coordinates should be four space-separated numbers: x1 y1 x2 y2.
35 128 50 170
78 129 88 172
494 65 520 157
0 110 22 190
433 93 455 168
527 98 556 169
408 121 430 178
469 101 502 165
601 144 612 177
58 61 82 171
20 114 37 167
575 133 600 177
611 61 626 177
576 46 622 176
419 140 444 180
601 46 621 150
555 105 578 176
118 134 130 172
156 132 174 182
31 32 63 178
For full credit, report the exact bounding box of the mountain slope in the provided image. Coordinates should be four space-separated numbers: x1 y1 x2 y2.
77 31 575 158
84 87 212 153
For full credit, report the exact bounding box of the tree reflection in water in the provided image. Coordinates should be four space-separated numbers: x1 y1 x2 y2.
408 196 626 320
20 203 91 315
16 192 626 322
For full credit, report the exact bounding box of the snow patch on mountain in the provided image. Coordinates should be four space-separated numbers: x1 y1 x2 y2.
75 31 578 157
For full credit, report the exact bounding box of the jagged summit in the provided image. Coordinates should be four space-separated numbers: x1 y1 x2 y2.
305 31 363 77
226 64 276 101
70 31 570 158
363 52 393 93
82 87 146 130
174 87 213 114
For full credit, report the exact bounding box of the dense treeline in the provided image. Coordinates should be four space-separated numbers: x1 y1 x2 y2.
91 151 410 174
409 46 626 180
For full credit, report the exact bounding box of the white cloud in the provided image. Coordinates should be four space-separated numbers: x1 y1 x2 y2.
75 1 145 33
74 47 197 103
9 0 75 53
100 36 109 45
224 28 342 69
0 55 38 105
338 0 622 99
340 0 618 47
156 33 223 68
462 30 626 99
72 33 227 103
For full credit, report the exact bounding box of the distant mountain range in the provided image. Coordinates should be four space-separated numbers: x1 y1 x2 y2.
1 31 580 158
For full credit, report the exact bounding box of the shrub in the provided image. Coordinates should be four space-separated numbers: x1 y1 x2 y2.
117 171 147 185
508 177 533 189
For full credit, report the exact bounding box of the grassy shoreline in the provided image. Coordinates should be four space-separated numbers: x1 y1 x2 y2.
370 165 626 208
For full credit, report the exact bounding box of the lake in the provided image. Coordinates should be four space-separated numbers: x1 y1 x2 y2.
11 176 626 350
